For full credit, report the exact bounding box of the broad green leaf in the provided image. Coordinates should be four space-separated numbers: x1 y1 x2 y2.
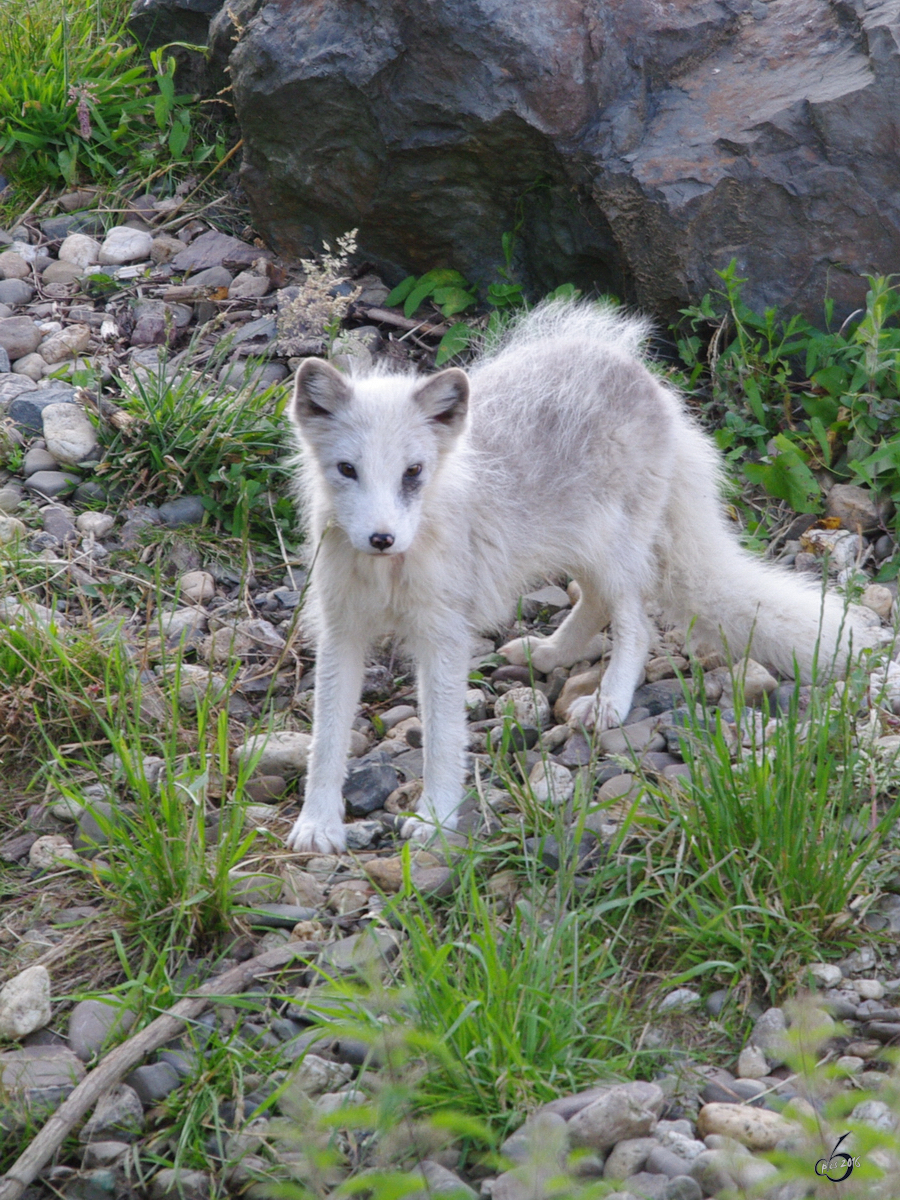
385 276 416 306
435 323 473 366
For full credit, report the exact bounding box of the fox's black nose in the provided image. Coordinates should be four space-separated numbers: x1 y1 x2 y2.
369 532 395 551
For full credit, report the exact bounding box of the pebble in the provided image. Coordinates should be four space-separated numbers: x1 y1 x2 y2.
695 1103 795 1150
806 962 842 988
0 315 42 359
234 730 312 777
599 715 665 756
0 966 52 1041
98 226 154 265
853 979 886 1004
228 270 270 299
186 265 233 288
42 260 82 285
28 834 79 868
567 1082 664 1151
0 278 34 304
0 249 30 278
58 233 102 269
23 469 79 498
343 760 400 815
76 511 116 538
604 1137 659 1179
150 1168 211 1199
528 759 575 805
39 323 92 364
735 1044 768 1079
496 685 552 729
125 1061 182 1103
158 495 206 526
68 997 136 1061
825 482 890 532
179 570 215 604
0 484 22 513
656 988 701 1014
78 1082 145 1142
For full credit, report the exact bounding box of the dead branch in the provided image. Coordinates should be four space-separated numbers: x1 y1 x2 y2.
0 940 318 1200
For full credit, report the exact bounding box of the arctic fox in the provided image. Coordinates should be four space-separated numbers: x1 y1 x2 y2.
285 300 870 853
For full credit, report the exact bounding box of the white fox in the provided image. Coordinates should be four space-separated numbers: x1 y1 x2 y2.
285 300 871 853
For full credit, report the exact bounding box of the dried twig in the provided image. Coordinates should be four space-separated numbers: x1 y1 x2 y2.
0 940 318 1200
359 307 449 336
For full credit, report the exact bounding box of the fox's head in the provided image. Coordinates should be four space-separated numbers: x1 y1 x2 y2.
290 359 469 555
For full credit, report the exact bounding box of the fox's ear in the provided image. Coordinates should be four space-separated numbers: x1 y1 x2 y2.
412 368 469 436
292 359 351 424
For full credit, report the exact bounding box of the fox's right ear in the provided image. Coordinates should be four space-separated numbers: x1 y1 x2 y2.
291 359 351 424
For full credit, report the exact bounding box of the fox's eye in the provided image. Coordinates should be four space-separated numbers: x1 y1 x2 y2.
337 462 357 479
404 464 423 478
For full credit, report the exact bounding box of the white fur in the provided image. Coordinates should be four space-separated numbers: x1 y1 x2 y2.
285 300 873 852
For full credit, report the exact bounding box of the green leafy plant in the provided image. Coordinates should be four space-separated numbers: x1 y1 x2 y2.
677 263 900 568
97 347 297 542
0 9 152 189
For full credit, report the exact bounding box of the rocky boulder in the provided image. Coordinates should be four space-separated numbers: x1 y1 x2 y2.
227 0 900 322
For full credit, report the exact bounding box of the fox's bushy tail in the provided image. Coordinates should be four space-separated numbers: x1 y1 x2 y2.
657 415 874 680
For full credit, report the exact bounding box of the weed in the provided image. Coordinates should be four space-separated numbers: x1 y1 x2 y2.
95 345 297 544
677 264 900 570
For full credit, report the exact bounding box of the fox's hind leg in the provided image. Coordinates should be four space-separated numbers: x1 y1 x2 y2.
499 577 610 673
566 588 652 731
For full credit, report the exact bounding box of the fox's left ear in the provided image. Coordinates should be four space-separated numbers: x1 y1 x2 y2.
412 368 469 438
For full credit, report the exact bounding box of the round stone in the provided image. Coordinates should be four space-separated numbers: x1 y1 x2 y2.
0 965 52 1040
41 401 99 465
0 251 30 279
0 279 35 305
0 316 41 359
29 835 79 869
58 233 102 269
76 511 116 538
179 570 215 604
98 226 154 266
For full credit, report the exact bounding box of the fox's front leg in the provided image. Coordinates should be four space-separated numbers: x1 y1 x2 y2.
286 625 366 854
403 619 471 841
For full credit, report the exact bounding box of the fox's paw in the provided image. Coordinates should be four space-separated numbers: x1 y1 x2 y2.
498 635 560 675
566 692 621 732
286 814 346 854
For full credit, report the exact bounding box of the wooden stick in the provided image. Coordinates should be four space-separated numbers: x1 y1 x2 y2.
359 307 449 336
0 941 317 1200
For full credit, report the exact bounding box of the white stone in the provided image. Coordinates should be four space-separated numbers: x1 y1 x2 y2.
496 685 551 729
736 1044 769 1079
807 962 843 989
0 598 66 627
29 835 79 869
696 1103 797 1150
854 978 885 1001
98 226 154 266
58 234 102 269
234 730 312 777
76 512 116 538
289 1053 353 1096
0 515 26 544
656 987 702 1014
567 1082 664 1150
157 607 209 637
179 570 216 605
528 759 575 805
0 966 52 1040
38 323 91 365
41 402 99 464
11 352 44 381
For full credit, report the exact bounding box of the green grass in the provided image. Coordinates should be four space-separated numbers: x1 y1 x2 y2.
97 345 298 545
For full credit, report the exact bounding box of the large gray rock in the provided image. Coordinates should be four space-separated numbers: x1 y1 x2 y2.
228 0 900 322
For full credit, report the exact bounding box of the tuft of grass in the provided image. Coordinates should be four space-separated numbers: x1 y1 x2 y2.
96 345 297 544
